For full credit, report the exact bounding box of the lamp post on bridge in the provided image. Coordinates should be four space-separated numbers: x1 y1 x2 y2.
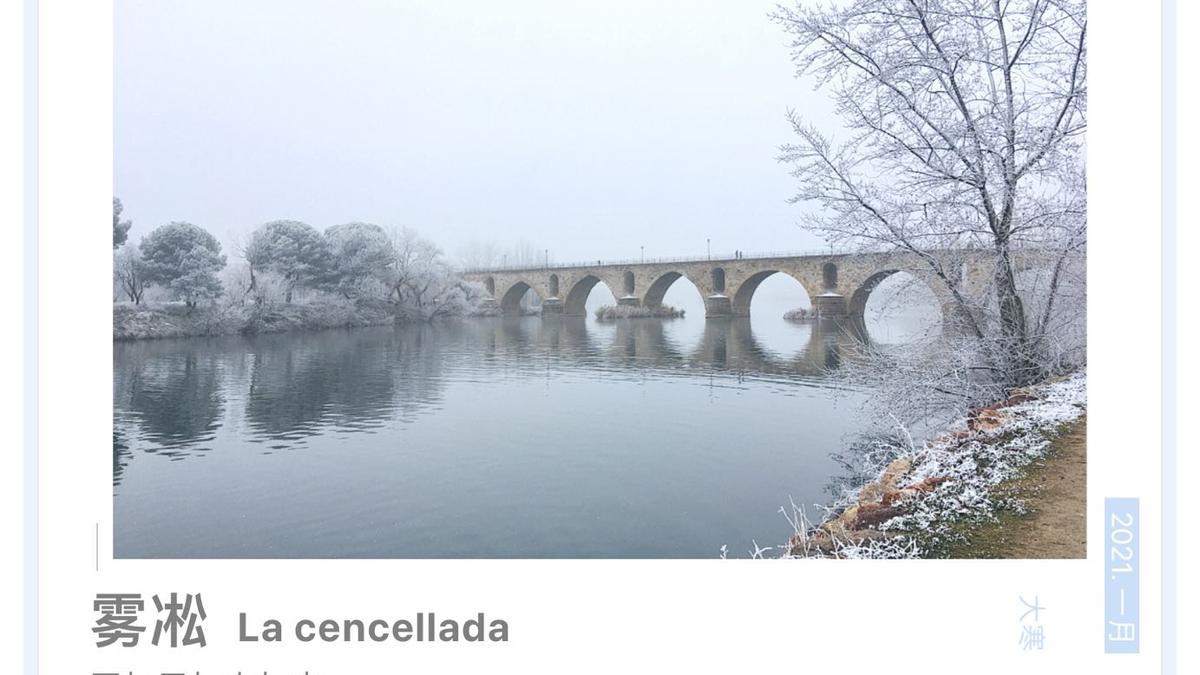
707 238 710 260
640 245 644 264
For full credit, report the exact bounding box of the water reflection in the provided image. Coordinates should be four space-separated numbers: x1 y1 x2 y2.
243 329 441 446
112 430 131 484
114 315 907 557
113 316 876 477
472 315 870 379
113 345 224 457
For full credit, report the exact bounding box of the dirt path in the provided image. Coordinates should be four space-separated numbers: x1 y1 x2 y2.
949 416 1087 559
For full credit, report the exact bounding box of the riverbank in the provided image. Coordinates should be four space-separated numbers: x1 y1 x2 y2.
784 371 1087 559
114 301 403 340
944 416 1086 558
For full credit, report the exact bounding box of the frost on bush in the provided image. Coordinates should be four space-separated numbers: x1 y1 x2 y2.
773 372 1086 559
593 304 685 320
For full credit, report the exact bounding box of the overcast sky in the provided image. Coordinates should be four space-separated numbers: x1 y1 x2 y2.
114 0 840 264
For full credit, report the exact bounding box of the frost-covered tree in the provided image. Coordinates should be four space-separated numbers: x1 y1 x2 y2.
506 239 542 268
773 0 1086 399
114 246 148 304
113 197 132 249
323 222 394 299
139 222 226 309
457 240 504 270
386 227 476 321
244 220 330 302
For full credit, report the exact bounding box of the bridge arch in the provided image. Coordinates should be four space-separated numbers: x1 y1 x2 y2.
849 270 894 317
731 270 817 317
563 275 617 316
642 271 704 309
500 280 541 315
548 274 560 298
848 270 944 332
484 276 495 295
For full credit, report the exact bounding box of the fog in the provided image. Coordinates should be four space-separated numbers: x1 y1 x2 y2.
114 0 841 267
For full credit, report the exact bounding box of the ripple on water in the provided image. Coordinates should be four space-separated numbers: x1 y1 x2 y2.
113 315 902 557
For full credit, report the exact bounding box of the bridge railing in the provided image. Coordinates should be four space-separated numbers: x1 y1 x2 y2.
458 248 871 274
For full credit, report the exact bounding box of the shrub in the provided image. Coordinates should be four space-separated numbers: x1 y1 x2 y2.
593 304 685 320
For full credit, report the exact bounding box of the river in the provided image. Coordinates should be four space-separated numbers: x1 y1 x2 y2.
113 294 935 558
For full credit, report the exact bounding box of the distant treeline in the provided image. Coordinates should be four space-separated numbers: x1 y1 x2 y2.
112 198 489 325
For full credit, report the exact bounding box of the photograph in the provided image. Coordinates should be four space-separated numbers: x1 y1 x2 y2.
111 0 1087 559
14 0 1200 672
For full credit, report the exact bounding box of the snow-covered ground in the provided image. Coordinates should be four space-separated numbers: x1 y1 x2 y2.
782 371 1087 559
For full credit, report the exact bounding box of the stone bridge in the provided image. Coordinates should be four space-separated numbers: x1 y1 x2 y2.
463 250 1001 319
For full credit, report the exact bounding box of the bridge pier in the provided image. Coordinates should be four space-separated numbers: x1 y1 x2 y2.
704 295 733 318
813 294 848 318
541 298 563 315
617 296 641 307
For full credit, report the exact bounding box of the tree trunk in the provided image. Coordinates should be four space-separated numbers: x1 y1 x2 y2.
993 243 1037 385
